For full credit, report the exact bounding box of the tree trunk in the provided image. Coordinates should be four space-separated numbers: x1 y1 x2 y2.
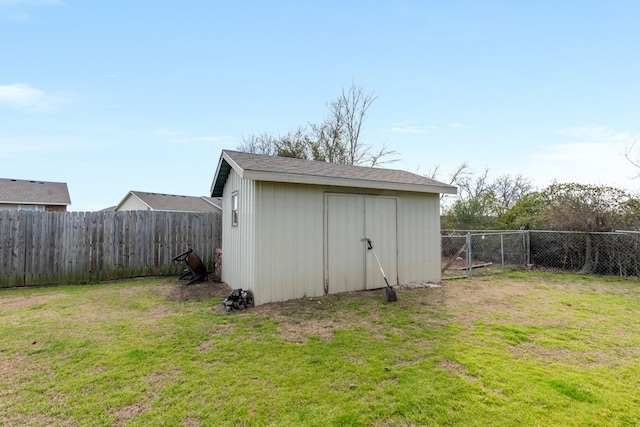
579 233 593 274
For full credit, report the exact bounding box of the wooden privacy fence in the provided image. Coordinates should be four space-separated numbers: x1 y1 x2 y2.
0 210 221 288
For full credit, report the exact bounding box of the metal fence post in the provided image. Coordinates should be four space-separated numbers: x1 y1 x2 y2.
500 233 505 271
525 230 531 265
466 232 472 278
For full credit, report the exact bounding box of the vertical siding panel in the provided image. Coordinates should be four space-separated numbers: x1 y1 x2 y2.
398 194 415 283
298 185 322 300
242 176 255 293
364 197 398 289
397 193 441 284
253 181 268 302
0 211 7 287
326 194 367 294
222 169 256 297
254 183 325 305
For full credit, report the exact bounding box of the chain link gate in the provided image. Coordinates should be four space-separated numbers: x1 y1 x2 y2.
442 230 640 279
441 231 530 279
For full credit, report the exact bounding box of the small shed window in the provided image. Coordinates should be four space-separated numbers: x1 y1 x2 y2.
231 192 239 226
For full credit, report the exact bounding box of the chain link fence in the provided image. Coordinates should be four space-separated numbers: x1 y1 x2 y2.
441 230 640 279
442 231 529 279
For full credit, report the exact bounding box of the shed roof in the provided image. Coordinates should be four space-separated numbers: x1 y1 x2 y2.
115 191 222 212
211 150 457 197
0 178 71 206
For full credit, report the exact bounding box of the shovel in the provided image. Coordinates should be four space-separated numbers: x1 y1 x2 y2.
364 238 398 302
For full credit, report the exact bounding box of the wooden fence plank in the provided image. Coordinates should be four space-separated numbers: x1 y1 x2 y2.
0 211 220 287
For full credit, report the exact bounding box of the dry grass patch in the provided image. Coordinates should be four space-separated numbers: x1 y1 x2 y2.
1 273 640 426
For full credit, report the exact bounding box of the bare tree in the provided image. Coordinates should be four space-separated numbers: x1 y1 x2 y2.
335 84 384 165
238 83 398 167
311 83 395 166
368 145 401 167
492 174 534 215
309 120 347 163
440 167 536 230
238 127 315 159
426 162 470 185
426 162 471 201
457 168 492 200
238 132 278 156
625 139 640 178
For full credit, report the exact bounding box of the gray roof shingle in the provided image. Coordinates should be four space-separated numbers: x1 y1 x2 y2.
211 150 457 196
126 191 222 212
0 178 71 205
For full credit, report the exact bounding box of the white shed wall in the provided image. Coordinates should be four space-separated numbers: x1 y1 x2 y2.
397 192 442 284
253 182 325 305
221 169 256 293
220 176 443 305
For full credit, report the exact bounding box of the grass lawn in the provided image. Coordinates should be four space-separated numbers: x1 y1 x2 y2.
1 272 640 426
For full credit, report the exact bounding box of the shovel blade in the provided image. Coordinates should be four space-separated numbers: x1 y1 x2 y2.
385 286 398 302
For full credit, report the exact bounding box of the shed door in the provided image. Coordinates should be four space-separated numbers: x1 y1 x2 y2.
364 197 398 290
326 195 397 294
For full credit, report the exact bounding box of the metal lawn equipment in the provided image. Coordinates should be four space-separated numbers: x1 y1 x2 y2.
222 288 255 311
171 247 208 285
364 238 398 302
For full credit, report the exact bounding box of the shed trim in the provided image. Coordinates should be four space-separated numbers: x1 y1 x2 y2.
211 150 457 197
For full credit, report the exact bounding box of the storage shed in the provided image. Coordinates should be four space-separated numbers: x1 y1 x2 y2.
210 150 456 305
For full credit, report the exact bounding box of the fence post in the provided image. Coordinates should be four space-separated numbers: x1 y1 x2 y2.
525 230 531 265
466 232 472 278
500 233 505 271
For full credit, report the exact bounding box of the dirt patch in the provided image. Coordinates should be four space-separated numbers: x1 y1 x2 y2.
440 359 476 381
0 292 65 312
111 368 182 427
233 288 419 343
440 279 563 326
155 280 232 302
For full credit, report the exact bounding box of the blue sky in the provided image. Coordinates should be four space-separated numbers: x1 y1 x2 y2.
2 1 639 211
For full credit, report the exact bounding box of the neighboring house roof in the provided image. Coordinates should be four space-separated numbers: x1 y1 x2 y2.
0 178 71 206
211 150 457 197
115 191 222 212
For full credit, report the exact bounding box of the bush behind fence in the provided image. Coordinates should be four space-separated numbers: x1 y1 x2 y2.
0 210 221 288
442 230 640 279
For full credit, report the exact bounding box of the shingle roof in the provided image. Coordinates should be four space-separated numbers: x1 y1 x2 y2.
120 191 222 212
211 150 457 197
0 178 71 205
